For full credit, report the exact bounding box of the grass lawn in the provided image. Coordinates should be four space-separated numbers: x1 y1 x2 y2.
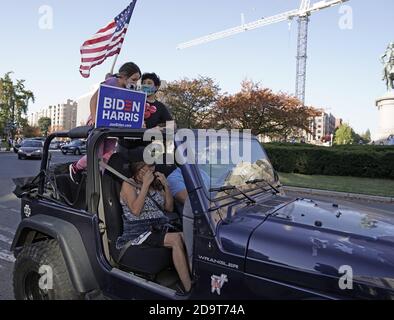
279 173 394 198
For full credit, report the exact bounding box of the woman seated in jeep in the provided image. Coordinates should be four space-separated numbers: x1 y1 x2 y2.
118 147 192 293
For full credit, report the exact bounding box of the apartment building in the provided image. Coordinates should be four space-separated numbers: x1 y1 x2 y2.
29 99 78 132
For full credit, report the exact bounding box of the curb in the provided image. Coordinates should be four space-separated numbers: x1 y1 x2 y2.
282 186 394 204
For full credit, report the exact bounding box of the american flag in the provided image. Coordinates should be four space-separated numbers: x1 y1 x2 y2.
79 1 137 78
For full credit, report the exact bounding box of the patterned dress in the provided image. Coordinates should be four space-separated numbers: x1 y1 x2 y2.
117 188 166 249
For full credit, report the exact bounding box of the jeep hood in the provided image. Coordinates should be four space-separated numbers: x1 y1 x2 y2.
245 198 394 298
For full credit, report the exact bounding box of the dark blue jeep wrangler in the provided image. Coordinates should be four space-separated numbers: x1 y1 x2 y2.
10 126 394 300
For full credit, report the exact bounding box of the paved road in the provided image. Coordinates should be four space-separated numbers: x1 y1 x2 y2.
0 152 393 300
0 151 81 300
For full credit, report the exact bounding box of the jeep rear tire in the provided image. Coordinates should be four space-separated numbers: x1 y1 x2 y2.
13 239 80 300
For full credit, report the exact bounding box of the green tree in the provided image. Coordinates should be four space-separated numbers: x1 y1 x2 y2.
38 117 51 137
22 125 41 138
161 76 221 128
334 124 357 145
361 129 372 143
0 72 35 139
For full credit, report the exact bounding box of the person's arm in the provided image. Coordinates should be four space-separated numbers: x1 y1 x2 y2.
155 172 174 212
167 169 187 205
156 102 175 129
163 186 174 213
174 190 188 205
120 171 154 216
161 103 173 123
89 90 99 125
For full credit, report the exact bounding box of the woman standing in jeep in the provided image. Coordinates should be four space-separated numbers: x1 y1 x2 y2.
69 62 142 184
119 147 192 293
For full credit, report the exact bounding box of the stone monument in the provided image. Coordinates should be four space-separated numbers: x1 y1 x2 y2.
376 42 394 142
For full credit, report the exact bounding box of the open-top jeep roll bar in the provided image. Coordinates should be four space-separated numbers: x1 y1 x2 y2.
38 126 93 195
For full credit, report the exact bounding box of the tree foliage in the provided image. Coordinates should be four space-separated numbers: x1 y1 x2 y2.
22 125 41 138
38 117 51 137
162 78 318 138
334 123 357 145
161 76 221 128
209 80 318 138
265 143 394 179
361 129 372 143
0 72 35 137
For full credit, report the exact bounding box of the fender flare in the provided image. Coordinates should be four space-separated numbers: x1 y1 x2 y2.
11 214 99 294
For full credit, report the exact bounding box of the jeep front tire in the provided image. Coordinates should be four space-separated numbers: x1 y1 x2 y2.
13 239 80 300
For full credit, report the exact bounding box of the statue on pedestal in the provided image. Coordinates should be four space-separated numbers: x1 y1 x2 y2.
376 42 394 143
381 42 394 91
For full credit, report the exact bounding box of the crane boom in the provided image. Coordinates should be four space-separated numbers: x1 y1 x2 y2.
177 9 300 50
176 0 349 104
177 0 348 50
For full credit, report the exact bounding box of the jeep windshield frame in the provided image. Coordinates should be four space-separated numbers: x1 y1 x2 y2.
174 132 279 203
172 131 280 232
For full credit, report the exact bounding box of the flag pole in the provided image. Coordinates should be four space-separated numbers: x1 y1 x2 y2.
110 53 119 76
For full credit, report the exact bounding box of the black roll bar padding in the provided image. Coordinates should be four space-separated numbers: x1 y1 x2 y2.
39 126 93 194
38 127 175 210
68 126 92 140
40 133 60 194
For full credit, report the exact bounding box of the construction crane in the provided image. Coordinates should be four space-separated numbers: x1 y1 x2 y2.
177 0 349 105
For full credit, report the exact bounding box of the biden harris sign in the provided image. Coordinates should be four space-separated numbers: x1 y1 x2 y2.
95 85 147 129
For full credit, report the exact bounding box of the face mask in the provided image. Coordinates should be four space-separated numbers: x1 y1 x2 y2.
141 84 157 96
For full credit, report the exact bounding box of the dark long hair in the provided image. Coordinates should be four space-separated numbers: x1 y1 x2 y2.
129 161 163 191
129 161 145 180
118 62 141 78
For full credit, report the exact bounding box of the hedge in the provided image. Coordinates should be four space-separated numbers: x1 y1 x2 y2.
263 144 394 179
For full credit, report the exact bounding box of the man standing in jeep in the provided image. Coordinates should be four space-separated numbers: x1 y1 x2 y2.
141 72 173 129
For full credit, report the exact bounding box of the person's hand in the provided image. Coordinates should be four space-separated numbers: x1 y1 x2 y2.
142 170 155 187
86 118 95 127
154 172 168 189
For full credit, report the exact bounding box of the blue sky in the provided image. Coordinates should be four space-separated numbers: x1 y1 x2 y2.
0 0 393 136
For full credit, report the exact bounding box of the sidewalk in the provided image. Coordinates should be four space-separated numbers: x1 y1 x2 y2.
282 186 394 204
